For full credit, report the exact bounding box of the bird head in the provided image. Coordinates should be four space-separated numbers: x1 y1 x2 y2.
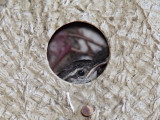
58 60 107 84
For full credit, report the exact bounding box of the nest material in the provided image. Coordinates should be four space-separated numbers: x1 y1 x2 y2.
0 0 160 119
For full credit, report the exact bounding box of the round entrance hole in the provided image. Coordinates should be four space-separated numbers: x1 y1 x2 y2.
47 22 110 84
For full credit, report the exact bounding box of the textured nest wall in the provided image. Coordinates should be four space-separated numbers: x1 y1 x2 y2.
0 0 160 119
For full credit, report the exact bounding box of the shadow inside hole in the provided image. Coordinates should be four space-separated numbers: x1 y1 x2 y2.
47 21 110 84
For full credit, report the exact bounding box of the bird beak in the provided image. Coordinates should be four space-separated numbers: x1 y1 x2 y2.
86 60 108 79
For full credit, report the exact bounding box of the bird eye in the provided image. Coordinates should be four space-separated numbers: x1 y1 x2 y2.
78 70 85 76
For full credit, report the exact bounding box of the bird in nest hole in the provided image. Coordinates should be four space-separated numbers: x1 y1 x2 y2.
58 47 109 84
